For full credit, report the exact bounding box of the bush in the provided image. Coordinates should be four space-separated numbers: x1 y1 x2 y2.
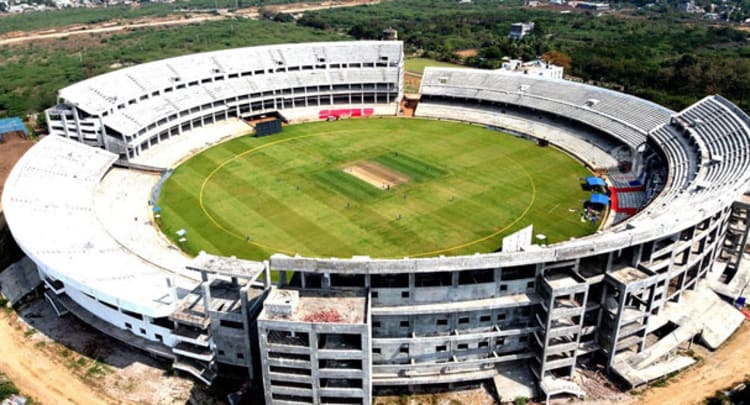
0 380 20 401
514 397 530 405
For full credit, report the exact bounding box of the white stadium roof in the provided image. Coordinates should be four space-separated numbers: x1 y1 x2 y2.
59 41 403 117
2 136 197 317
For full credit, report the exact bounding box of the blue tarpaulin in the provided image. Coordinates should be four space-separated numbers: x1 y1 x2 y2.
586 176 606 187
0 117 28 139
590 194 610 205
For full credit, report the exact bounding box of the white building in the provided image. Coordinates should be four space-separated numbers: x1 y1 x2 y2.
678 0 705 13
499 58 564 80
508 22 535 40
575 1 610 11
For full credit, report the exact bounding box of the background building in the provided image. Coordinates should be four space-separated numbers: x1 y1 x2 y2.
509 22 535 39
499 58 564 79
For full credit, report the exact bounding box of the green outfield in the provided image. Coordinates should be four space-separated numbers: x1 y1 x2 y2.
404 58 464 75
157 118 598 260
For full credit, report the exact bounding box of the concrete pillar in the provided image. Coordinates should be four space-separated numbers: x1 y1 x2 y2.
408 273 415 304
451 271 459 297
640 284 657 352
98 116 109 151
201 280 212 318
540 291 555 376
240 285 253 379
258 325 273 405
263 261 271 289
607 288 628 370
633 244 644 267
166 277 179 305
570 287 590 377
494 268 503 295
72 107 83 143
59 110 72 138
309 328 320 404
595 282 608 343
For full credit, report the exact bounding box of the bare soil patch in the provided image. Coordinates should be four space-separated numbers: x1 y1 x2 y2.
455 48 478 59
0 297 212 405
404 73 421 93
344 161 408 189
375 383 497 405
622 320 750 405
0 0 381 47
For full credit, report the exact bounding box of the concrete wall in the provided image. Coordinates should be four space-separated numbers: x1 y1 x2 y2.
258 317 371 405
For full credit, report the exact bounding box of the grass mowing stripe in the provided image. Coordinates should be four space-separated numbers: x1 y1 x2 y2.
158 118 598 259
373 152 448 181
309 169 384 201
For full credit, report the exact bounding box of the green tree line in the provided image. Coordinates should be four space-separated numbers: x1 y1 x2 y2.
298 0 750 111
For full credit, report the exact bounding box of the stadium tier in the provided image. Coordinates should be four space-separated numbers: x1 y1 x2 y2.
45 41 404 159
5 43 750 404
418 67 672 150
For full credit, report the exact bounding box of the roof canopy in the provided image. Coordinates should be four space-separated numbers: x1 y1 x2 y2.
586 176 606 187
0 117 27 136
590 194 610 205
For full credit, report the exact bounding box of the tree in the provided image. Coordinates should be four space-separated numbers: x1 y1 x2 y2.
541 50 572 70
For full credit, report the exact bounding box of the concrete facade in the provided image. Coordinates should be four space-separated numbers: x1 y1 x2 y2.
257 288 371 404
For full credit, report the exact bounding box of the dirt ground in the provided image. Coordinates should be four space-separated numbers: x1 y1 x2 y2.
0 134 34 212
375 383 497 405
0 0 380 46
623 321 750 405
454 49 478 59
344 161 409 189
404 72 422 93
0 14 224 46
0 297 214 405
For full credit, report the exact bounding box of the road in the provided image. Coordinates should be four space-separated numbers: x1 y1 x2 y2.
0 0 380 46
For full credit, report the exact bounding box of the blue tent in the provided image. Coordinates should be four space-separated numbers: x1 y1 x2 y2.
0 117 28 139
585 176 606 187
590 194 610 205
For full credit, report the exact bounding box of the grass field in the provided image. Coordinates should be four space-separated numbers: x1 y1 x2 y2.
157 118 597 260
404 58 464 75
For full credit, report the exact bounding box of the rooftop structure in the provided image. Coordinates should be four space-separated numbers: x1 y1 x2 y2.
499 58 564 80
260 288 367 324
